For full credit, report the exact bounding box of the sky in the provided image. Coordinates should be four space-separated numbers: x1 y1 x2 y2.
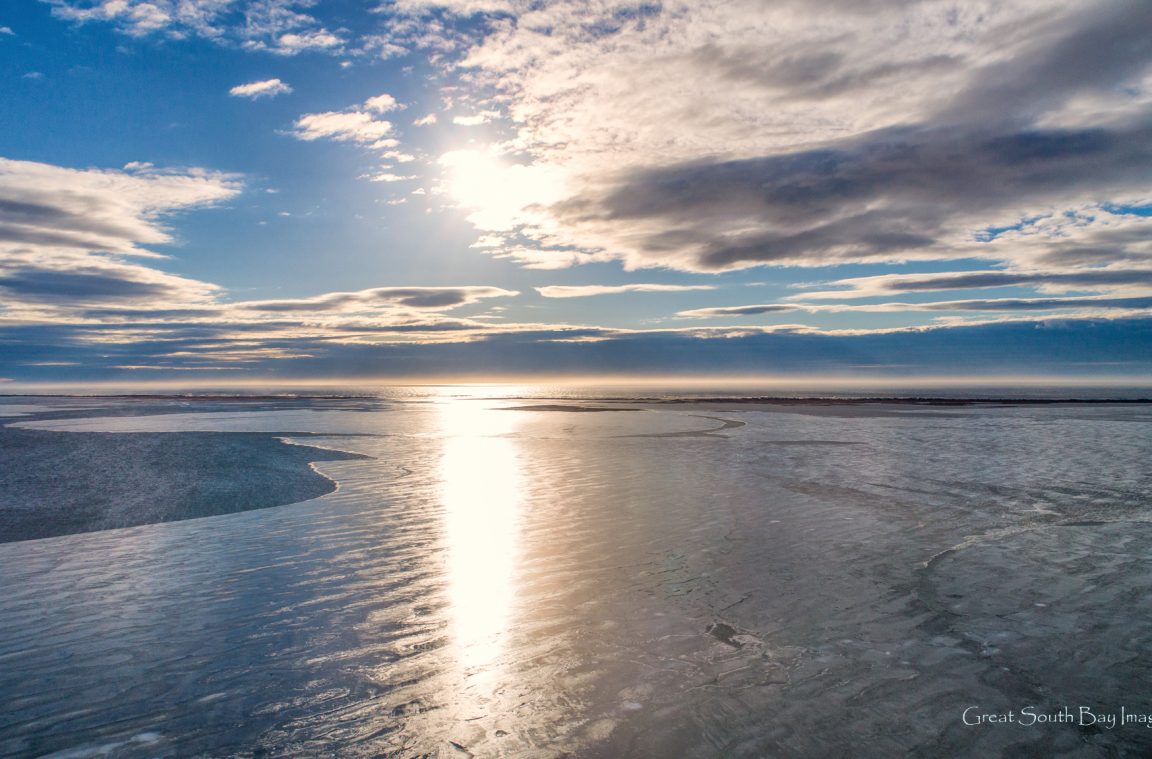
1 0 1151 385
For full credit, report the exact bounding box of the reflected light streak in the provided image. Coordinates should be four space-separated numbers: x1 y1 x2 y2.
437 398 524 674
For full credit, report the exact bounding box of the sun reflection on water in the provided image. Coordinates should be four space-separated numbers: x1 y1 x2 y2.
437 398 524 675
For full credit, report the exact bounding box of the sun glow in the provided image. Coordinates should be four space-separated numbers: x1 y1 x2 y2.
439 149 569 231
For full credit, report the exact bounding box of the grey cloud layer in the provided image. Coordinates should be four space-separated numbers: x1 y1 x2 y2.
679 296 1152 318
5 318 1151 383
558 120 1152 270
409 0 1152 304
791 268 1152 300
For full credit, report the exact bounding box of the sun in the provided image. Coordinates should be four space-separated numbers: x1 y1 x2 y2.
439 148 569 231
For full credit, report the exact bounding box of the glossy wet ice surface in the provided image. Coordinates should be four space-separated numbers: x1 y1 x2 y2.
2 395 1152 757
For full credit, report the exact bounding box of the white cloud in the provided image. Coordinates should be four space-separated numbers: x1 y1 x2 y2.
413 113 438 126
451 113 492 126
389 0 514 13
290 93 421 159
364 93 404 113
270 30 343 54
291 110 394 145
537 284 716 298
0 26 15 36
229 78 293 99
47 0 345 55
363 172 417 183
379 150 417 163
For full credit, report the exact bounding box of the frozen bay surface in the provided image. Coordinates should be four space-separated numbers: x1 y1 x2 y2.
1 393 1152 757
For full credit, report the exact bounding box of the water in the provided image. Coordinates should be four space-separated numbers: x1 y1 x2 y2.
1 391 1151 757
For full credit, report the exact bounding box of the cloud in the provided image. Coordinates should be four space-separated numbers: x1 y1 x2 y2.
537 284 715 298
678 296 1152 318
0 158 240 255
374 0 1152 283
45 0 346 54
452 113 495 126
550 121 1152 271
6 317 1152 383
0 158 240 320
0 26 14 36
1 155 1147 382
389 0 514 14
677 305 797 318
271 30 342 54
363 172 417 182
229 78 293 99
791 267 1152 301
413 113 438 126
20 1 1152 380
0 158 520 348
0 266 212 303
291 110 394 146
290 94 415 157
364 93 404 113
237 286 518 312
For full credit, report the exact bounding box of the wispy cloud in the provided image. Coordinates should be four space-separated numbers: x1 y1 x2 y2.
678 296 1152 318
44 0 347 55
229 78 293 99
790 266 1152 301
236 286 518 312
676 305 797 318
537 284 716 298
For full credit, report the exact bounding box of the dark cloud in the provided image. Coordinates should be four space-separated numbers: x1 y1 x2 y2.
683 296 1152 317
548 0 1152 273
0 226 129 251
0 268 177 301
679 305 796 317
563 118 1152 270
937 0 1152 127
0 198 145 244
81 307 226 320
880 269 1152 293
924 296 1152 312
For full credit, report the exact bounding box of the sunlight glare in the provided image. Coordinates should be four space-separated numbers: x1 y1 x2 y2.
437 398 524 674
439 149 569 231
